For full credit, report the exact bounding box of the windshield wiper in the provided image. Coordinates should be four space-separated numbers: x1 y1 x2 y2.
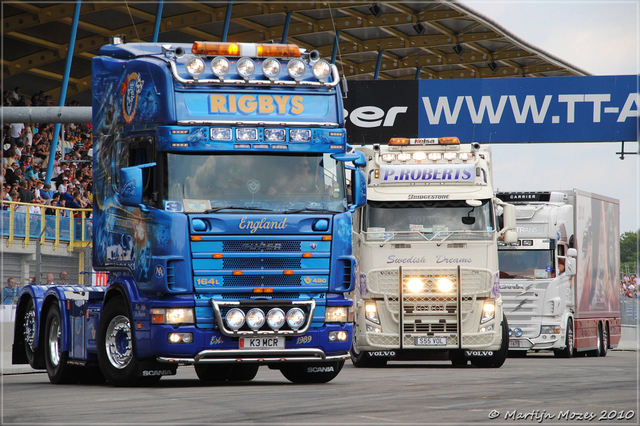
283 206 341 214
204 206 273 213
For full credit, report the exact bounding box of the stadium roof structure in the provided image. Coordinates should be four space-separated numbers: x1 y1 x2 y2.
2 1 588 106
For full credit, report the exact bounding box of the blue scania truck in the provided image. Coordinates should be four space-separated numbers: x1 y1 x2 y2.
12 39 366 386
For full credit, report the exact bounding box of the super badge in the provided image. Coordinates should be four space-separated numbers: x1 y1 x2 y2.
121 72 144 123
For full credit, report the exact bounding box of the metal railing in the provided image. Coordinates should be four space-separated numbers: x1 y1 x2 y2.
1 200 92 251
621 294 639 326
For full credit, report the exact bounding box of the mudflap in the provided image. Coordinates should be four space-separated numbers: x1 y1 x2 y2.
464 350 495 358
135 360 178 378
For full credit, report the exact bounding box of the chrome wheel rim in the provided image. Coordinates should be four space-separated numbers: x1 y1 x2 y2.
567 323 573 353
23 306 36 352
105 315 132 369
48 316 61 367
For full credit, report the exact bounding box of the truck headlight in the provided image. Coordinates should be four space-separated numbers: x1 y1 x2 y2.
436 277 453 293
365 302 380 324
325 306 351 323
286 308 306 329
406 278 424 293
540 325 559 334
151 308 195 324
481 301 495 324
225 308 245 330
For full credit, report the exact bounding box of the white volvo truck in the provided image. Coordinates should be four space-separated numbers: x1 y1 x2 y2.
351 137 516 368
496 190 621 357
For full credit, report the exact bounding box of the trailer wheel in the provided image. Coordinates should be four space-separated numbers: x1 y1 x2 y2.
23 298 37 366
599 322 608 357
44 304 81 384
350 335 387 368
97 297 158 386
280 360 344 384
471 314 509 368
587 324 602 357
554 318 574 358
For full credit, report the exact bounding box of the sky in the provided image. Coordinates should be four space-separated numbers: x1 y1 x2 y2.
458 0 639 235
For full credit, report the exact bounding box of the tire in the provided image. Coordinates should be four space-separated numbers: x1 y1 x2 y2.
44 304 82 384
587 324 602 357
23 298 37 366
599 323 608 357
280 360 345 384
554 318 574 358
471 314 509 368
350 334 387 368
97 297 158 387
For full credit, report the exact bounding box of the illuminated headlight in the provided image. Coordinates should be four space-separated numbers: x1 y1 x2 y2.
264 129 286 142
266 308 286 329
412 152 427 161
262 58 281 79
428 152 443 161
436 277 454 293
514 327 523 337
246 308 266 330
290 129 311 142
381 153 395 162
406 278 424 293
237 57 256 80
480 324 494 332
364 302 380 324
325 306 351 323
366 324 382 333
286 308 306 329
186 57 205 78
481 301 495 324
328 330 348 342
225 308 245 330
151 308 195 324
211 56 230 78
168 333 193 344
210 128 232 141
540 325 559 334
443 152 457 160
312 59 331 81
287 59 306 80
396 153 412 162
236 128 258 141
458 152 473 161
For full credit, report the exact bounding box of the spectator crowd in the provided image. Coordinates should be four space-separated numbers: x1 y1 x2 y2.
2 87 94 216
621 273 640 299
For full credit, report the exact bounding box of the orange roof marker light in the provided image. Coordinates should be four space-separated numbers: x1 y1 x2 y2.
192 42 301 58
439 137 460 145
389 138 410 146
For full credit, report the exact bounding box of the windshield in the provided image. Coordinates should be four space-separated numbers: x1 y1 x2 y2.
498 250 554 279
363 199 494 241
164 153 346 213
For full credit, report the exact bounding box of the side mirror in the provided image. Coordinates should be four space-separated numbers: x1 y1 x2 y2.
332 150 367 168
349 168 367 213
567 248 577 257
118 162 156 210
502 203 516 231
565 258 577 276
502 230 517 244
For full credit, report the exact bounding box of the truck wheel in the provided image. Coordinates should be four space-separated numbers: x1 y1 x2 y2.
599 323 608 357
44 304 81 384
97 297 158 387
280 360 344 384
587 324 602 357
350 335 387 368
195 364 232 382
554 318 574 358
23 298 37 366
471 314 509 368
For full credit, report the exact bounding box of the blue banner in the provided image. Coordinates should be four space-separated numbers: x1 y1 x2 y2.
417 75 638 143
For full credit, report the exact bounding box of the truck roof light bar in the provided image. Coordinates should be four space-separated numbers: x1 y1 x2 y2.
192 42 301 58
388 137 460 146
